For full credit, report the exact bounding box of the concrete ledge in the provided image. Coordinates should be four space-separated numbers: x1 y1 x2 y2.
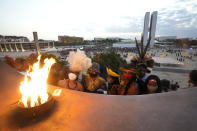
0 61 197 131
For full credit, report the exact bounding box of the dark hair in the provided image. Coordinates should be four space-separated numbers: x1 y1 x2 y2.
111 76 120 85
145 75 161 93
107 76 120 91
124 74 137 95
137 63 147 69
161 79 170 92
190 70 197 86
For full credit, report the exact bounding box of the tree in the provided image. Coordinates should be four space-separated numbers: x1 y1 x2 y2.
91 51 125 73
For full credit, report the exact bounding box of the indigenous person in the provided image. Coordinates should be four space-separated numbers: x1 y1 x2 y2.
58 71 84 91
160 79 170 92
136 63 150 94
189 70 197 87
145 75 161 94
137 63 150 82
61 49 92 90
83 62 106 93
106 68 120 95
119 68 139 95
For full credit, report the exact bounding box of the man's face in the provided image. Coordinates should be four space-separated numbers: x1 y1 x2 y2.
107 76 114 83
138 67 146 77
123 71 132 81
89 70 97 77
89 70 96 74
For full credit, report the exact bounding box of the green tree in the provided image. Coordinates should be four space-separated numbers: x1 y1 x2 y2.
91 51 125 73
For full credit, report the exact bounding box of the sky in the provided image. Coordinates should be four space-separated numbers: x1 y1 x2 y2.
0 0 197 40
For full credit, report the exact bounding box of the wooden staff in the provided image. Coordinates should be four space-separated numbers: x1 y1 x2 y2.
140 33 144 59
135 37 141 58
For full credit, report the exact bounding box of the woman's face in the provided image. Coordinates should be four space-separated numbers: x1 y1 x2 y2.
147 79 158 93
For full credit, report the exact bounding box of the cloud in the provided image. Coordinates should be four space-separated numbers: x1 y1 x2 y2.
105 17 143 34
104 0 197 39
157 6 197 37
0 0 197 40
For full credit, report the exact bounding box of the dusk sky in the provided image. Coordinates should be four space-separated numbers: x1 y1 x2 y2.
0 0 197 40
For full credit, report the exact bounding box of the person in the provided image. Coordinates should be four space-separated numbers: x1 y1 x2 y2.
106 68 120 95
135 63 150 94
119 68 139 95
170 81 179 91
82 62 106 93
160 79 170 92
137 63 150 82
57 71 84 91
97 53 107 80
99 63 107 80
189 70 197 87
145 75 161 94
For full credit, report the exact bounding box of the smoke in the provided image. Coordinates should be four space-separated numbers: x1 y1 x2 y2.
67 49 92 73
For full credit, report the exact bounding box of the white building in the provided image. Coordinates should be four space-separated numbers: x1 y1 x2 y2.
156 36 177 41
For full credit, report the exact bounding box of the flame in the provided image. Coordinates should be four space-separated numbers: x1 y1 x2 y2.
52 89 62 96
19 55 56 108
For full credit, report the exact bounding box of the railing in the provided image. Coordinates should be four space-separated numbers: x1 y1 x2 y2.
0 41 55 52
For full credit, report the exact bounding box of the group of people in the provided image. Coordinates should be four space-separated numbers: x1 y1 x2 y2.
56 45 197 95
57 61 190 95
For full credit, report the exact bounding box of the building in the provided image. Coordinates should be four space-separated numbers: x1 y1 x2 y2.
176 38 190 48
106 37 121 41
58 36 83 44
0 35 29 42
156 36 177 41
120 39 134 42
94 37 106 41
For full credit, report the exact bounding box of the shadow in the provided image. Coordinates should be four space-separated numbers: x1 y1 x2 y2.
7 100 58 128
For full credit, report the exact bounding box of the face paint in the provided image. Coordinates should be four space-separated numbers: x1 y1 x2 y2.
123 73 132 81
90 73 97 78
89 70 98 78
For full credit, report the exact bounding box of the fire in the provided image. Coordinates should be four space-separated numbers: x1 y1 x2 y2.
19 56 56 108
52 89 62 96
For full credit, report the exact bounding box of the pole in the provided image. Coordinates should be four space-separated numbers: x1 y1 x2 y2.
141 33 144 59
0 44 3 52
9 44 13 52
53 41 55 48
4 43 8 52
33 32 41 55
15 43 18 52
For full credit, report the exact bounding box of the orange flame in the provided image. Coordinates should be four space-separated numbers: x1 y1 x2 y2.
52 89 62 96
19 55 56 108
